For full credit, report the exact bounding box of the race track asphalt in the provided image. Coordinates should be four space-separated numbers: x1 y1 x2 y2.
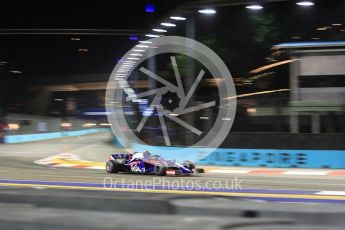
0 132 345 199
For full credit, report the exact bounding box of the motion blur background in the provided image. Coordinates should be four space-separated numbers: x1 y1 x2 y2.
1 0 344 153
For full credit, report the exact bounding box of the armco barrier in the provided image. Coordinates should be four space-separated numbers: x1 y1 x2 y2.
198 148 345 169
129 143 345 169
4 128 110 143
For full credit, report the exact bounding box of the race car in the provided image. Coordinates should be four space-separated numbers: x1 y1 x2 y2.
105 151 204 176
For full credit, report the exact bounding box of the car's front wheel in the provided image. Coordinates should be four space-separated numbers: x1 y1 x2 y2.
106 161 120 173
183 160 195 170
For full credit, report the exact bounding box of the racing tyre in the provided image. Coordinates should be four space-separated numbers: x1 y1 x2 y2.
183 160 195 170
154 163 167 176
106 161 121 173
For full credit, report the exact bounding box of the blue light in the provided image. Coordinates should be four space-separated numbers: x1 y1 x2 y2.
145 3 155 13
129 35 138 41
116 58 125 63
275 41 345 48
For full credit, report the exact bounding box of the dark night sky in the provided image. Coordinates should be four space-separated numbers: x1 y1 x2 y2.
0 0 185 78
1 0 345 84
0 1 182 29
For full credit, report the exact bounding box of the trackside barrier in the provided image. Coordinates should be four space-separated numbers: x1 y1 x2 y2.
4 128 110 143
128 142 345 169
198 148 345 169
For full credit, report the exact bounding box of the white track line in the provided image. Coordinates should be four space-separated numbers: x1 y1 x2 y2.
57 164 79 167
88 166 104 170
208 169 251 174
283 171 328 176
315 191 345 196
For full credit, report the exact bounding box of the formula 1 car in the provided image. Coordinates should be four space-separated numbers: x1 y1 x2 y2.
105 151 204 176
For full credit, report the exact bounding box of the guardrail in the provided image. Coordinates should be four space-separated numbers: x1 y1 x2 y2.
128 142 345 169
198 148 345 169
4 128 110 143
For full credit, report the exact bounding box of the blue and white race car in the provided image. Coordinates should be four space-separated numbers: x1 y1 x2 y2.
106 151 204 176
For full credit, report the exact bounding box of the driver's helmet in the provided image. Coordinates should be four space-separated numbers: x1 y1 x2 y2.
127 153 133 160
142 150 151 159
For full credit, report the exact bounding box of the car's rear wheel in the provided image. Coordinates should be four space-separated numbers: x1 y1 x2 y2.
154 163 167 176
106 161 121 173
